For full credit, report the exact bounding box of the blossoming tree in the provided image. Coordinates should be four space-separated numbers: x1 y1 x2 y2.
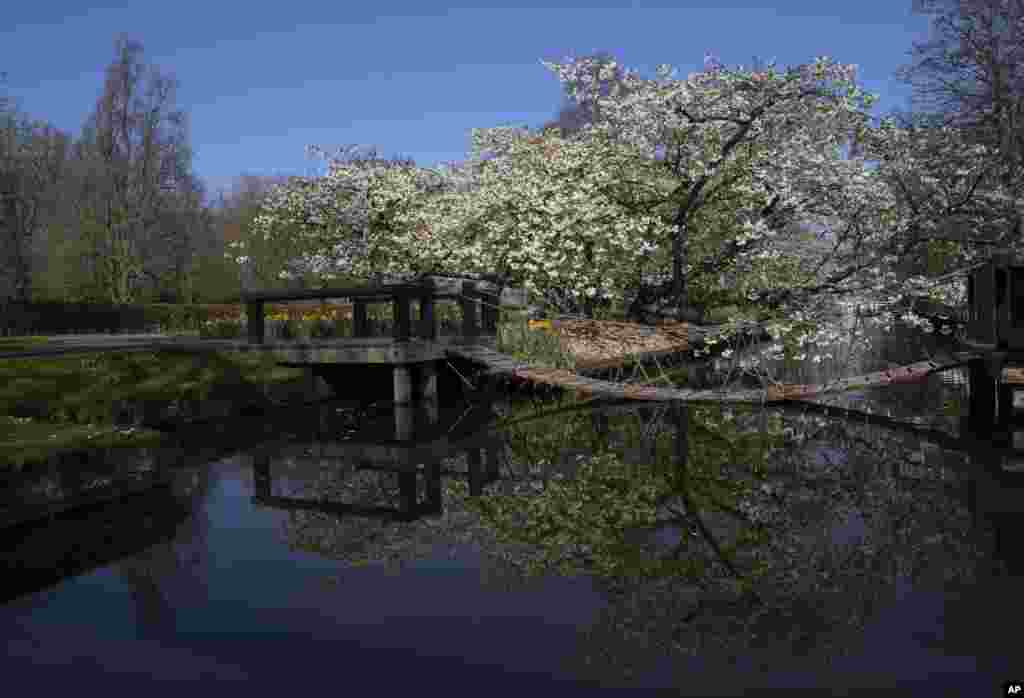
227 53 1022 371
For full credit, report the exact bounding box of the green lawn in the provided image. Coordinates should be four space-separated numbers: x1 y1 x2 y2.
0 335 59 352
0 348 310 470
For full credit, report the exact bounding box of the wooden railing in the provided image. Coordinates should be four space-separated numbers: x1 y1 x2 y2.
241 277 502 344
900 295 969 324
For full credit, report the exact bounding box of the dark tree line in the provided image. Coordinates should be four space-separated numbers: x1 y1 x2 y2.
0 35 313 307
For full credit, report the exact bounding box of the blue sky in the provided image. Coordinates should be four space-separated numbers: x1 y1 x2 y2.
3 1 938 205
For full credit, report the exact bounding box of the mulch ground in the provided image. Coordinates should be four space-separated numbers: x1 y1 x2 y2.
544 319 691 370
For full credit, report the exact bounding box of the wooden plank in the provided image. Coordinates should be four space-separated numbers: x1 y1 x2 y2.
460 281 479 337
419 289 436 341
353 300 369 337
242 283 431 303
247 300 264 344
393 293 412 342
445 342 983 405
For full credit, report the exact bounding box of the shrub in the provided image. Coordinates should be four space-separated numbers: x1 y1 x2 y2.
199 318 244 339
309 318 336 339
496 308 576 371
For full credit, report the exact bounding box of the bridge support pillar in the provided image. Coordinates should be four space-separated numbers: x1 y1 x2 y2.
394 404 414 440
999 382 1016 422
393 365 413 405
969 356 1001 432
467 445 501 496
392 362 438 406
418 361 438 402
307 368 332 400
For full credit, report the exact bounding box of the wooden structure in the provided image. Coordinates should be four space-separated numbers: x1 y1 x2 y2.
0 276 510 407
242 276 501 346
966 250 1024 349
896 252 1024 430
250 402 504 522
7 265 1024 428
232 276 505 405
961 251 1024 430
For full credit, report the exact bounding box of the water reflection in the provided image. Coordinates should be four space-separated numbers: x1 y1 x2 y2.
249 402 504 522
0 473 197 604
1 319 1022 691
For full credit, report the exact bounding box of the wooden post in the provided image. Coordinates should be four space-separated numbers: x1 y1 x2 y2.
247 300 264 344
481 289 499 333
353 300 369 337
468 446 484 496
418 362 438 402
424 461 442 515
394 290 411 342
252 451 271 500
461 281 479 337
483 442 499 484
422 402 441 514
308 368 331 400
418 278 436 340
969 357 998 432
999 380 1015 422
394 403 414 439
398 470 418 519
393 365 414 405
423 394 439 424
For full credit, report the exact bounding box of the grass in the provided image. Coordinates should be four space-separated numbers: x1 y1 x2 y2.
0 293 677 469
0 348 310 470
0 415 168 469
0 335 59 352
495 306 578 371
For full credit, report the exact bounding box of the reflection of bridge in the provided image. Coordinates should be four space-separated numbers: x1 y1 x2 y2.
248 402 507 521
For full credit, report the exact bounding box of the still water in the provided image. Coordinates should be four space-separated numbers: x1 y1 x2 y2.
1 322 1021 695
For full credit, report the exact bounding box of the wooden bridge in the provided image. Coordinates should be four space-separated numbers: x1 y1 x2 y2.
3 262 1022 426
0 277 513 406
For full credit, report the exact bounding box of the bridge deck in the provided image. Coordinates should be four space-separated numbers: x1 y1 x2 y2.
0 330 1007 405
445 343 986 403
0 333 494 363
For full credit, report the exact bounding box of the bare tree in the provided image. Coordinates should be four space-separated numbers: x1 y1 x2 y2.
70 34 195 304
830 0 1024 284
876 0 1024 185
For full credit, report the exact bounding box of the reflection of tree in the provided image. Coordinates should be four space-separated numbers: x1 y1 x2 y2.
454 400 992 682
257 385 999 685
111 459 216 638
466 403 785 593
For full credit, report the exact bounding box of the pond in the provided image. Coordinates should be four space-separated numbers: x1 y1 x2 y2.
1 319 1020 695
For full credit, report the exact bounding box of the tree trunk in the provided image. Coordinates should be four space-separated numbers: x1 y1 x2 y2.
625 219 704 325
671 222 688 310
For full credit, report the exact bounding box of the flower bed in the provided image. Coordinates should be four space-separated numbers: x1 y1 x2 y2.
195 300 473 340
